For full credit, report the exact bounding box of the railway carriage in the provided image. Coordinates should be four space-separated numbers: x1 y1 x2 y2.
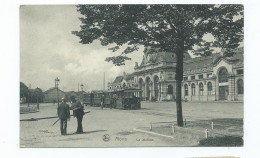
92 91 105 107
83 93 93 106
83 88 142 110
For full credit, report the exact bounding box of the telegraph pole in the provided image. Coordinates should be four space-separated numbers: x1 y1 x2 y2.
103 72 105 91
80 83 84 103
55 77 60 106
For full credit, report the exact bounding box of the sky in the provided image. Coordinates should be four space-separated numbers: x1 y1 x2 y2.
20 5 243 92
20 5 144 92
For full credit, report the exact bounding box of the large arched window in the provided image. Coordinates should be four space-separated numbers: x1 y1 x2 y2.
207 82 212 95
167 85 173 94
237 79 244 94
184 84 188 96
191 83 195 96
199 83 204 96
154 76 159 99
145 77 151 100
218 67 229 83
138 78 144 98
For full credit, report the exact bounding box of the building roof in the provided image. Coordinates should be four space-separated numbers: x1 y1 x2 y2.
183 53 220 74
113 76 124 84
183 47 243 75
44 87 65 94
138 47 191 68
65 91 78 96
125 73 134 81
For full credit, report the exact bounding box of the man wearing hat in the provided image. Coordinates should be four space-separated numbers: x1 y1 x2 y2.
57 97 70 135
71 97 84 134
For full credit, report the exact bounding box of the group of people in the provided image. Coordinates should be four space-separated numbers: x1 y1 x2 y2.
57 97 85 135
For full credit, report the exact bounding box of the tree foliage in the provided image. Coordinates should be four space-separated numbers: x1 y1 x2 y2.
72 4 244 126
73 4 243 60
20 82 28 98
20 82 44 103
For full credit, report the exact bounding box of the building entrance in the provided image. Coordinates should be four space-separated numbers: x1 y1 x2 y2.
219 86 229 100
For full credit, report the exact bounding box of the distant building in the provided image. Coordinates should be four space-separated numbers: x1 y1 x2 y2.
65 91 86 101
43 87 66 103
107 72 137 91
108 47 243 102
65 91 78 100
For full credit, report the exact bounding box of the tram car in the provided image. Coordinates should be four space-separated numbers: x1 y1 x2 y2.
83 88 142 110
83 92 94 106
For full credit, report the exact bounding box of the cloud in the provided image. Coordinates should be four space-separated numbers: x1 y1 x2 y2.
20 5 144 91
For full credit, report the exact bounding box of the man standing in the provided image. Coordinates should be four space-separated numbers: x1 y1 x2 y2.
71 97 84 134
101 94 104 109
57 97 70 135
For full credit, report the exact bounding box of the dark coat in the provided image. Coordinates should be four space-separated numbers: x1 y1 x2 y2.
71 101 84 117
57 102 70 119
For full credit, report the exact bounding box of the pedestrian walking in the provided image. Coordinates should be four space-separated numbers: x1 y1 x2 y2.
101 94 104 109
57 97 70 135
71 97 84 134
37 103 39 110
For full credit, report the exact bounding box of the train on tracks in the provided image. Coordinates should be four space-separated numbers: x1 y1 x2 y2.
83 88 142 110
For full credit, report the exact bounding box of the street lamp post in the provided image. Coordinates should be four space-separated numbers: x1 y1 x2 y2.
80 83 84 103
27 89 30 107
55 77 60 106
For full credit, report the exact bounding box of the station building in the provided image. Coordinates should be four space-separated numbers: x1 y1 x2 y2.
108 47 243 102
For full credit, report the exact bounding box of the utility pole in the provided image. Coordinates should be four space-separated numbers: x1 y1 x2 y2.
80 83 84 103
27 89 30 107
55 77 60 106
103 72 105 91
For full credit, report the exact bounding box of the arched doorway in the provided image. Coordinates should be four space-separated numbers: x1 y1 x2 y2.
184 84 188 97
154 76 159 101
191 83 196 96
207 82 212 95
138 78 144 99
199 83 204 96
218 67 229 100
145 77 151 101
167 85 173 94
237 79 243 94
167 85 174 100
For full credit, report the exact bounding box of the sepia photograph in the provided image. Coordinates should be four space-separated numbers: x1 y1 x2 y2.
19 4 244 148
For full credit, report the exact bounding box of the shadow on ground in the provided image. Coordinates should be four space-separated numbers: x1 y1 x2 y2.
199 136 243 146
65 130 107 136
136 118 243 146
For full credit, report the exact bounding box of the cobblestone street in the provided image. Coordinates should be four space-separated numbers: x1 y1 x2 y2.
20 101 243 147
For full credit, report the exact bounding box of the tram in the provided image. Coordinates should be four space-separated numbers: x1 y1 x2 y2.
83 89 142 110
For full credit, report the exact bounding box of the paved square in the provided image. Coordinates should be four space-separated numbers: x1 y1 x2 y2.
20 101 243 147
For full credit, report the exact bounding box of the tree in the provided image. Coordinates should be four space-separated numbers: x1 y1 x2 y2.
20 82 28 98
72 4 243 126
34 87 44 103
